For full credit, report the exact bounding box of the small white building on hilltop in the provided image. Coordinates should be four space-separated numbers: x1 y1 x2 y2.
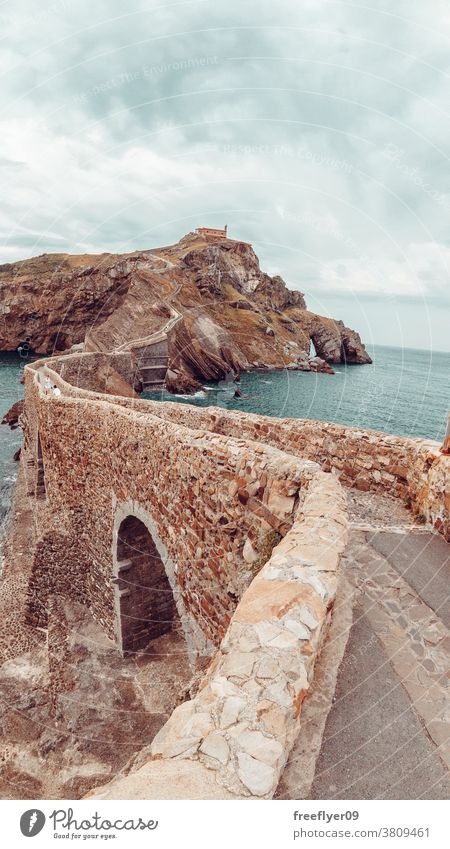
195 225 228 239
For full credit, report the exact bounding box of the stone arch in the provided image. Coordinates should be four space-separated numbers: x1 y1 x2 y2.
36 433 46 500
113 514 178 655
112 500 213 662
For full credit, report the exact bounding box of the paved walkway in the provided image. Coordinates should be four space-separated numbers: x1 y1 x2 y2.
277 491 450 800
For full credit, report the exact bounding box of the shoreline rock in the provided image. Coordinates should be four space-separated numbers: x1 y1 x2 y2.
1 399 24 429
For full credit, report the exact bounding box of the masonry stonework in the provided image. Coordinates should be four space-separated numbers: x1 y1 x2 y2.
24 360 320 653
12 350 449 800
136 401 450 542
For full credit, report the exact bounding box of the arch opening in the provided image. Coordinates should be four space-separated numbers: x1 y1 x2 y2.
114 515 177 655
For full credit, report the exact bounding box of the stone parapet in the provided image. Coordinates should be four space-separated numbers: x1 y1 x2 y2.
88 470 347 799
132 401 450 542
23 362 321 648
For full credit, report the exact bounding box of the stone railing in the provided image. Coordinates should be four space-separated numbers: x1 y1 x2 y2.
87 470 347 799
26 358 449 542
42 350 136 393
27 356 449 541
133 402 450 542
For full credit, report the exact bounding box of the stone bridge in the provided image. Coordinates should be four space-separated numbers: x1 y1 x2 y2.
24 358 328 657
10 350 449 799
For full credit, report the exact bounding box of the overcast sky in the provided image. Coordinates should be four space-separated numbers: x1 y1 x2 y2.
1 0 450 350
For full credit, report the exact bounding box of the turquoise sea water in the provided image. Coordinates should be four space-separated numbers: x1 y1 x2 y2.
0 353 28 534
1 345 449 534
144 345 449 444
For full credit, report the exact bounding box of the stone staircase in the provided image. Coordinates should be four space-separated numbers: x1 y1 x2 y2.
113 276 183 392
133 338 169 391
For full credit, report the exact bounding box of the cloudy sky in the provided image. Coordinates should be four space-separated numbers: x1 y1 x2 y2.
1 0 450 350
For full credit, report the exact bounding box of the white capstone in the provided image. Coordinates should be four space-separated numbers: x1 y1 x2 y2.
220 696 247 729
221 651 255 679
200 733 229 765
257 656 280 679
237 752 276 796
268 630 298 649
284 619 310 640
240 730 283 766
298 605 319 629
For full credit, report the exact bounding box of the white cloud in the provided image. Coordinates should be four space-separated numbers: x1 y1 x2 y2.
0 0 449 346
317 241 450 297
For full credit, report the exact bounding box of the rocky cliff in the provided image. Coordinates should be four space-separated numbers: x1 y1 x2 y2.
0 231 371 391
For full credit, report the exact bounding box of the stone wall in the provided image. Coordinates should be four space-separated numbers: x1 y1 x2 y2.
17 352 448 799
135 401 450 542
24 363 320 656
88 470 348 800
49 351 137 395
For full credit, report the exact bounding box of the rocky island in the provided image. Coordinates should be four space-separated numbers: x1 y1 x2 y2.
0 228 371 394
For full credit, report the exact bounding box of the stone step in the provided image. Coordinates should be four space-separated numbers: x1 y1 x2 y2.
139 365 168 378
141 384 166 391
141 380 167 390
138 356 168 367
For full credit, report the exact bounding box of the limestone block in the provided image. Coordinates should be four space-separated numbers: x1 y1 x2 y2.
200 732 230 765
221 651 256 679
185 711 214 738
267 630 298 649
209 676 243 700
253 621 283 643
154 735 202 759
240 678 262 696
256 655 281 679
220 695 247 728
298 604 319 630
237 752 276 796
239 730 283 766
263 678 292 709
267 489 295 518
256 699 288 738
243 537 259 564
237 629 260 652
284 618 310 640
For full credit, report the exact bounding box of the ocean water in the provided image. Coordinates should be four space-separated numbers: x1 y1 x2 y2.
145 345 449 444
0 345 448 537
0 353 28 540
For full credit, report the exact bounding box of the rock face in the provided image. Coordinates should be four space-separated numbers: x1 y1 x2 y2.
0 253 136 353
307 316 372 364
2 399 24 428
0 232 372 388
